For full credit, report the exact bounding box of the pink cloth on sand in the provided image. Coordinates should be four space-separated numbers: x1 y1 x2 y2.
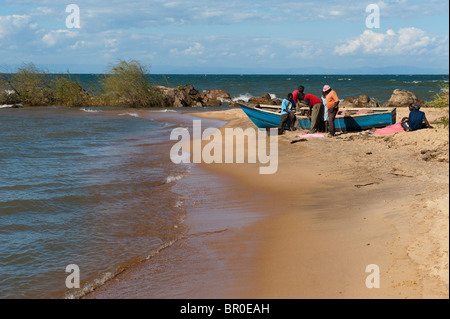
373 123 404 135
298 133 326 138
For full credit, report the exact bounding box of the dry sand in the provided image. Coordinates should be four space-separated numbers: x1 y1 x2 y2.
85 106 448 299
187 106 449 299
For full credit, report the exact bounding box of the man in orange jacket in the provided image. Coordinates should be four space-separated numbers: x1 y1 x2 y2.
323 85 340 137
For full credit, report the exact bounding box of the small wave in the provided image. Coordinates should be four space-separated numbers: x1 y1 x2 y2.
144 239 178 260
403 81 422 84
64 237 180 299
338 78 352 81
429 80 449 83
233 93 277 102
1 103 22 109
164 175 184 184
119 112 139 118
233 93 253 102
150 109 177 113
80 108 102 113
162 122 177 129
64 271 115 299
174 200 183 208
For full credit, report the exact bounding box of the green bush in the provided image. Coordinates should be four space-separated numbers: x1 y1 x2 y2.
102 59 163 107
427 83 449 126
54 76 87 107
3 63 55 106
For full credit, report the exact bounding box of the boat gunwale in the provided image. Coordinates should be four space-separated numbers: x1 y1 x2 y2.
239 103 396 119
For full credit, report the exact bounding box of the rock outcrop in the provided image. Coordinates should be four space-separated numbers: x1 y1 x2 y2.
155 86 427 109
155 85 204 107
247 93 281 105
200 89 233 106
339 95 379 108
383 89 425 108
339 89 426 109
155 85 235 107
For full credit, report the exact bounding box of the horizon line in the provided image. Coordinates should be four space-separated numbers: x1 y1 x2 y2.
1 72 448 76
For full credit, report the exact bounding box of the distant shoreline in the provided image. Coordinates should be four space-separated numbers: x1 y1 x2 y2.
2 73 447 107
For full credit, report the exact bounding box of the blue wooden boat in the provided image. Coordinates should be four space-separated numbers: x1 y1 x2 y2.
239 103 396 132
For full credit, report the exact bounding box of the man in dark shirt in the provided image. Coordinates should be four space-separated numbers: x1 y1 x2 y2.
403 103 433 131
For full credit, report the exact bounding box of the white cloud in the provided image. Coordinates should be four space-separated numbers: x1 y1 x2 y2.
170 42 204 56
329 10 343 16
71 40 86 49
0 14 31 39
163 2 179 8
0 1 448 71
42 29 77 46
334 27 440 56
201 10 225 18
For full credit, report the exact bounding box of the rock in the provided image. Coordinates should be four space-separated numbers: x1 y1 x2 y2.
183 85 199 96
206 99 222 106
339 95 380 108
184 85 203 105
248 93 281 105
200 89 232 106
384 89 425 108
368 100 379 108
155 85 237 107
340 97 358 108
356 94 370 107
156 85 204 107
229 99 247 107
155 86 190 107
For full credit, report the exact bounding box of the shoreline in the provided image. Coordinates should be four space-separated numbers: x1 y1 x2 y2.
84 106 448 299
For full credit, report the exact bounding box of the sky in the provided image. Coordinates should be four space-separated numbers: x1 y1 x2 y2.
0 0 448 74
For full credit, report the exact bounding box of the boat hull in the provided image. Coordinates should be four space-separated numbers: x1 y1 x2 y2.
240 105 396 132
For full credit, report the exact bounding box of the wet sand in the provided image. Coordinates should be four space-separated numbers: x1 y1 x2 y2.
85 107 448 299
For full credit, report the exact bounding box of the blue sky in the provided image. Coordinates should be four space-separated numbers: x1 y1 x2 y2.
0 0 448 73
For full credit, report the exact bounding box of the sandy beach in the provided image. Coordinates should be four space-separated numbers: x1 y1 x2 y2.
85 106 448 299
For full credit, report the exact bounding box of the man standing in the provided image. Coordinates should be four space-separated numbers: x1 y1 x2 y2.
321 91 328 133
323 85 340 137
279 93 297 135
300 92 323 133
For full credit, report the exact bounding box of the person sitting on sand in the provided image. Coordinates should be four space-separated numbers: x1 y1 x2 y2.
400 117 411 131
298 92 323 133
401 103 434 131
279 93 297 135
